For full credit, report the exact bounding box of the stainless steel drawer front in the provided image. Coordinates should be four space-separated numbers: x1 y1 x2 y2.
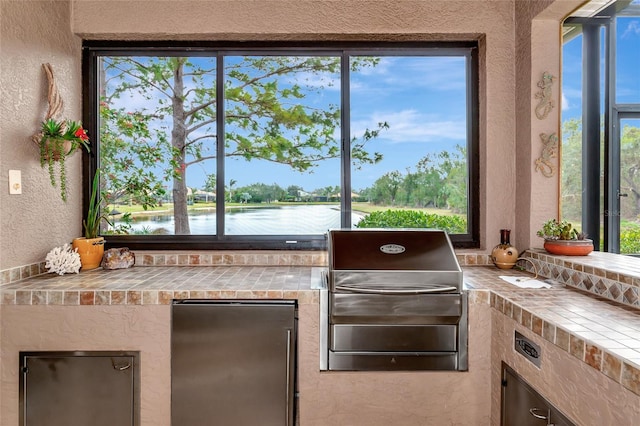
330 293 462 324
328 352 459 371
330 324 458 351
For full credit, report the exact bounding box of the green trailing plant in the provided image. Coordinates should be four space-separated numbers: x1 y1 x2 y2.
83 171 112 239
536 219 587 240
39 118 90 202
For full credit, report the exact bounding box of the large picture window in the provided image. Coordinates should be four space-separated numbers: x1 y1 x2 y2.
83 42 479 250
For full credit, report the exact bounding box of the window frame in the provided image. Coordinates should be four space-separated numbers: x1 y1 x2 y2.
82 40 480 250
564 1 640 255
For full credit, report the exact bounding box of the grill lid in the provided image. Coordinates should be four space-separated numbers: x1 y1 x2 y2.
327 229 462 291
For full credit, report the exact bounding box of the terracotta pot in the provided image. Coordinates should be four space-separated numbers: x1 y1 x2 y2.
543 239 593 256
72 237 105 270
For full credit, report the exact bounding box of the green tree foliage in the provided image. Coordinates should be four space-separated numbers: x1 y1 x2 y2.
620 226 640 254
356 209 466 233
228 182 287 204
620 124 640 219
561 118 640 253
100 56 385 234
203 173 216 193
363 145 467 213
560 118 584 221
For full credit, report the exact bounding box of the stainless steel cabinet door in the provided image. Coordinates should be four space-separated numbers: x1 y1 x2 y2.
20 352 138 426
501 363 575 426
172 300 297 426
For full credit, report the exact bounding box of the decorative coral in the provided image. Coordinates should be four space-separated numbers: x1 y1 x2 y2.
45 244 81 275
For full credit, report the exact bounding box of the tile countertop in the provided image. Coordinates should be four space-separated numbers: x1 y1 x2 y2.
1 263 639 395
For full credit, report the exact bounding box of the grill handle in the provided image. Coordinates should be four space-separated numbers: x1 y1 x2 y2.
334 285 458 295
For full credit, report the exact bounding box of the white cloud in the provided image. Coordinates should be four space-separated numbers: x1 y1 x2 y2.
351 56 467 95
622 20 640 38
561 92 570 110
353 109 466 143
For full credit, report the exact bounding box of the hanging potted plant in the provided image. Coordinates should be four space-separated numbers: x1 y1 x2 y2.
38 118 90 202
72 171 111 270
536 219 594 256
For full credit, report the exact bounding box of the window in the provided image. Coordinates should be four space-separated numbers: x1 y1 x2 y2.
562 0 640 255
83 41 479 250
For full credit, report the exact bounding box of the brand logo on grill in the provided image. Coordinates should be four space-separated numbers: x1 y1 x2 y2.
379 244 406 254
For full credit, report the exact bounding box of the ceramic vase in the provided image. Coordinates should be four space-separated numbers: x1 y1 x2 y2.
491 229 518 269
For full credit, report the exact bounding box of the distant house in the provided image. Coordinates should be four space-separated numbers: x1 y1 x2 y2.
194 190 216 203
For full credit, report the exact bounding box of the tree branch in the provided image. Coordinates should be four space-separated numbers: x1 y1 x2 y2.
185 99 217 118
187 118 217 135
185 134 217 147
106 59 173 98
185 155 217 168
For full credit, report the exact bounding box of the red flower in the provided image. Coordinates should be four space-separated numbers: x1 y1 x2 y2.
74 127 89 141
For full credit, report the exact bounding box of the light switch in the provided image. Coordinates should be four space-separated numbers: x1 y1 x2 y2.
9 170 22 194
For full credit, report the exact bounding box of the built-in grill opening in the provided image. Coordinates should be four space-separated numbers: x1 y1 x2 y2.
319 229 468 372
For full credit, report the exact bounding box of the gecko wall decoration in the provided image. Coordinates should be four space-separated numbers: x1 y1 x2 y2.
534 132 558 177
534 71 555 120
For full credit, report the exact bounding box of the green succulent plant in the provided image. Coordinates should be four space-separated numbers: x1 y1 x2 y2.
536 219 587 240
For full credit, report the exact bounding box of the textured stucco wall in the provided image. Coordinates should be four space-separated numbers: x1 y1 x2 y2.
491 310 640 425
0 0 83 270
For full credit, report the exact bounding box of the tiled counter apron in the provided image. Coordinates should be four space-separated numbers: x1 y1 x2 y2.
1 264 639 398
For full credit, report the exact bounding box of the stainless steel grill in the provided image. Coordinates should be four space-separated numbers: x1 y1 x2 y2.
319 229 468 371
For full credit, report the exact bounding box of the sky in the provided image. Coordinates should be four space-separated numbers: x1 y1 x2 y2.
562 11 640 122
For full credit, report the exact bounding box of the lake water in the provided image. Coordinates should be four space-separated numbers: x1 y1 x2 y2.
123 204 364 235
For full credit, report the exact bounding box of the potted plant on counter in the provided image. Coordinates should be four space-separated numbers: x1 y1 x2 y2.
72 171 111 270
38 118 90 202
536 219 594 256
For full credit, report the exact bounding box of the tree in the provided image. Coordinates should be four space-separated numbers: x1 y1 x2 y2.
561 118 640 222
203 173 216 193
100 56 385 234
227 179 237 203
438 147 467 214
620 124 640 219
560 118 583 221
362 145 468 212
371 171 403 205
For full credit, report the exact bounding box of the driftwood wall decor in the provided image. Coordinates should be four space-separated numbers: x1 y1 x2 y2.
31 63 64 145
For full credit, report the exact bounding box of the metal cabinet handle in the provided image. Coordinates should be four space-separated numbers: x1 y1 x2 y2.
285 329 292 426
335 285 457 295
529 407 549 420
111 358 131 371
